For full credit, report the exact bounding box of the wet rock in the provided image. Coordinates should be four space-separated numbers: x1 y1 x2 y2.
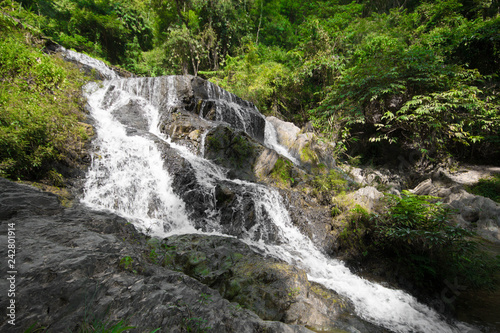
56 45 124 80
266 116 336 170
156 234 385 332
192 77 266 142
279 189 338 254
204 125 265 181
253 149 279 180
0 178 315 333
160 111 213 154
113 75 267 146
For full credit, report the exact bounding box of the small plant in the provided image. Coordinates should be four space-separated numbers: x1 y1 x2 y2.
311 169 349 198
198 293 213 305
76 319 135 333
119 256 135 272
270 157 294 186
300 143 319 166
287 287 300 298
171 299 212 333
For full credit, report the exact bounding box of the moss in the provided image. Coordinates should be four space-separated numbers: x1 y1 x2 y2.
310 169 349 201
300 143 319 166
270 157 294 186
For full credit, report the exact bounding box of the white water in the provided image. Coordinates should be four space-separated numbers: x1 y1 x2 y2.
263 120 300 165
82 82 195 237
58 46 120 80
82 78 474 333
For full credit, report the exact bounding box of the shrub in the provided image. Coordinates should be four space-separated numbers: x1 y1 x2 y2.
340 191 500 291
270 157 294 186
311 169 349 195
466 174 500 203
0 15 89 182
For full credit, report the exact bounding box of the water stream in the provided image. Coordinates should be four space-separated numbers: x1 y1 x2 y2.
82 77 475 333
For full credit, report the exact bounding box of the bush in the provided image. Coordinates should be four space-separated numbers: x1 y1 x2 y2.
466 174 500 203
0 15 89 181
340 191 500 291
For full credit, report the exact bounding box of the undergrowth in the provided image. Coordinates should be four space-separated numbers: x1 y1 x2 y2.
0 11 90 182
466 174 500 203
339 191 500 292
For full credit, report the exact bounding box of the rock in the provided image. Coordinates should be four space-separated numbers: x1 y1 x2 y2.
55 45 125 80
279 189 339 254
447 191 500 243
346 167 405 195
192 77 266 142
253 149 279 180
266 117 336 170
345 186 384 212
111 75 267 146
160 111 213 153
410 178 500 243
0 177 317 333
204 125 266 181
156 234 385 332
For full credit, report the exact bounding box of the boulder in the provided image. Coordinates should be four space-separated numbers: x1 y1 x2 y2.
155 234 387 333
345 186 385 212
279 189 339 254
204 125 267 181
410 178 500 243
346 167 406 195
266 116 336 170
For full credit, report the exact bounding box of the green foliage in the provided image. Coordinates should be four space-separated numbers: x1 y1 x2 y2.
0 15 89 181
311 169 349 195
212 43 291 115
119 256 134 271
340 190 500 290
302 2 500 163
4 0 499 164
466 174 500 203
9 0 153 66
76 319 135 333
270 157 294 186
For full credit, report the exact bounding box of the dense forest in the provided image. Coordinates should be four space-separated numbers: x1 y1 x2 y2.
1 0 499 177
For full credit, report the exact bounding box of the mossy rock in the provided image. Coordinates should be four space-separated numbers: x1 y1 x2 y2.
204 125 264 181
146 234 383 332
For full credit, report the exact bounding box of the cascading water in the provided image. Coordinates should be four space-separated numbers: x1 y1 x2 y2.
263 119 300 165
82 81 195 237
82 77 475 333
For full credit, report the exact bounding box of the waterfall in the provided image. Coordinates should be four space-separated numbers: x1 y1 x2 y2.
82 81 195 237
82 77 474 333
263 119 300 165
58 46 120 80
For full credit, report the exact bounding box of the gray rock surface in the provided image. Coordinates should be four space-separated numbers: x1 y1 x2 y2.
153 234 385 332
411 175 500 243
0 177 317 333
345 186 385 212
266 116 336 170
